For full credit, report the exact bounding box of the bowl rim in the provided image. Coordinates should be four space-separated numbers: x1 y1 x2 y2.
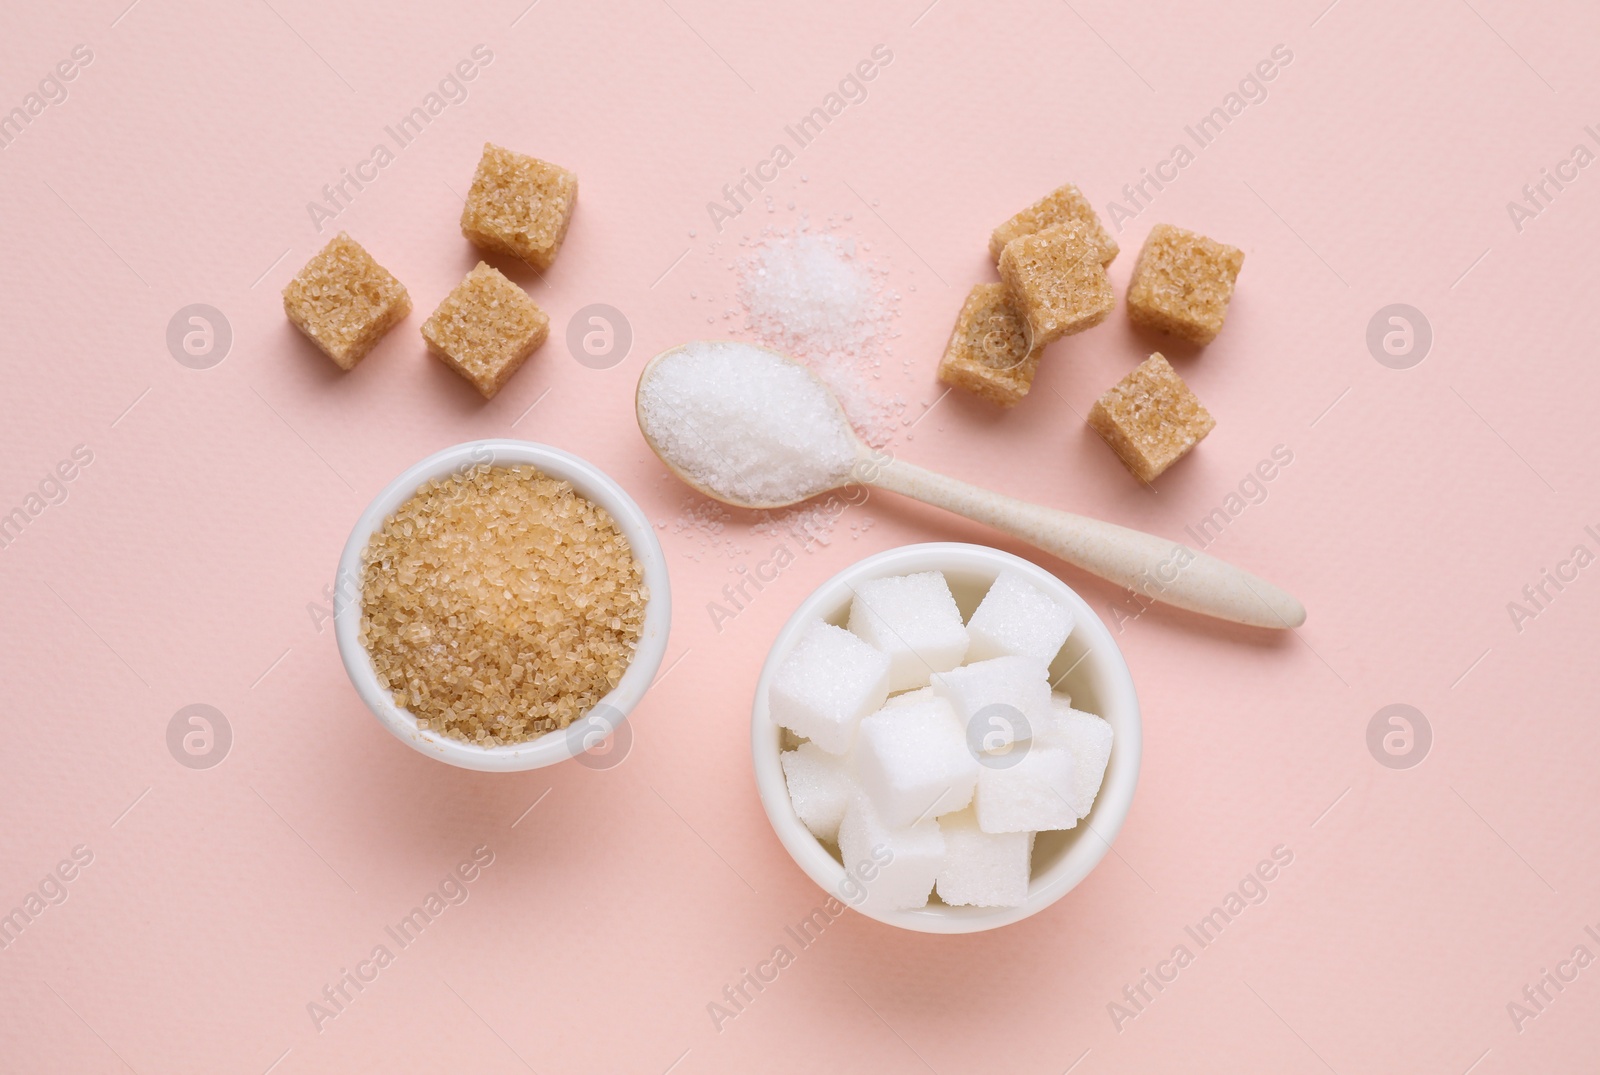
750 541 1141 933
333 438 672 773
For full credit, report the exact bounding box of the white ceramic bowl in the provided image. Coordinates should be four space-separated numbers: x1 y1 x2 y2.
334 439 671 772
751 542 1141 933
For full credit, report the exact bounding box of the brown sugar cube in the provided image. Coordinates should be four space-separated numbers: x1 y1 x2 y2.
989 182 1118 267
936 284 1042 407
421 263 549 399
1087 352 1215 482
1126 224 1244 345
996 222 1115 345
282 233 411 370
460 143 578 272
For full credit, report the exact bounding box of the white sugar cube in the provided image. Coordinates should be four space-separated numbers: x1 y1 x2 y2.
855 697 978 828
1045 695 1114 818
965 568 1075 664
936 808 1034 907
847 571 969 691
769 620 890 754
883 686 935 708
781 742 855 842
931 655 1051 750
974 744 1077 833
837 793 945 912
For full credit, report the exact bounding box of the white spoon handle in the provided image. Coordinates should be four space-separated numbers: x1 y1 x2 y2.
867 457 1305 629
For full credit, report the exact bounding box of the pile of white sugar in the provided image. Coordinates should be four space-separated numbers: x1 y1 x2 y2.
737 225 904 447
637 341 858 507
742 230 872 355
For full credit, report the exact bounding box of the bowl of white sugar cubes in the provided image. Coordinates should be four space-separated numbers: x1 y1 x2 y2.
752 542 1141 933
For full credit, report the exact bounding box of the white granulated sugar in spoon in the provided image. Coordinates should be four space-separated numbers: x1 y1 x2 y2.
637 341 858 508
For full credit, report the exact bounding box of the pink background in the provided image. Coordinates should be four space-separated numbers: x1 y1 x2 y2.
3 0 1598 1071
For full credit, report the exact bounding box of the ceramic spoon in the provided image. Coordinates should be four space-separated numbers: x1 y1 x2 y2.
636 344 1305 629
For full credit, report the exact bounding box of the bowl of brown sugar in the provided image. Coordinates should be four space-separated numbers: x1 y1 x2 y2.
334 439 671 772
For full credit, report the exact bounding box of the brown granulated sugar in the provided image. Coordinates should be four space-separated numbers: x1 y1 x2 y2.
359 464 647 746
989 182 1118 267
1126 223 1244 345
996 221 1116 345
282 232 411 370
422 262 549 399
936 283 1042 407
460 142 578 272
1087 352 1215 482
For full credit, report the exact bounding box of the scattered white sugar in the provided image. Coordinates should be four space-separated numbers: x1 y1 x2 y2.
742 229 870 353
638 340 858 506
662 494 748 562
754 503 839 549
736 223 907 447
